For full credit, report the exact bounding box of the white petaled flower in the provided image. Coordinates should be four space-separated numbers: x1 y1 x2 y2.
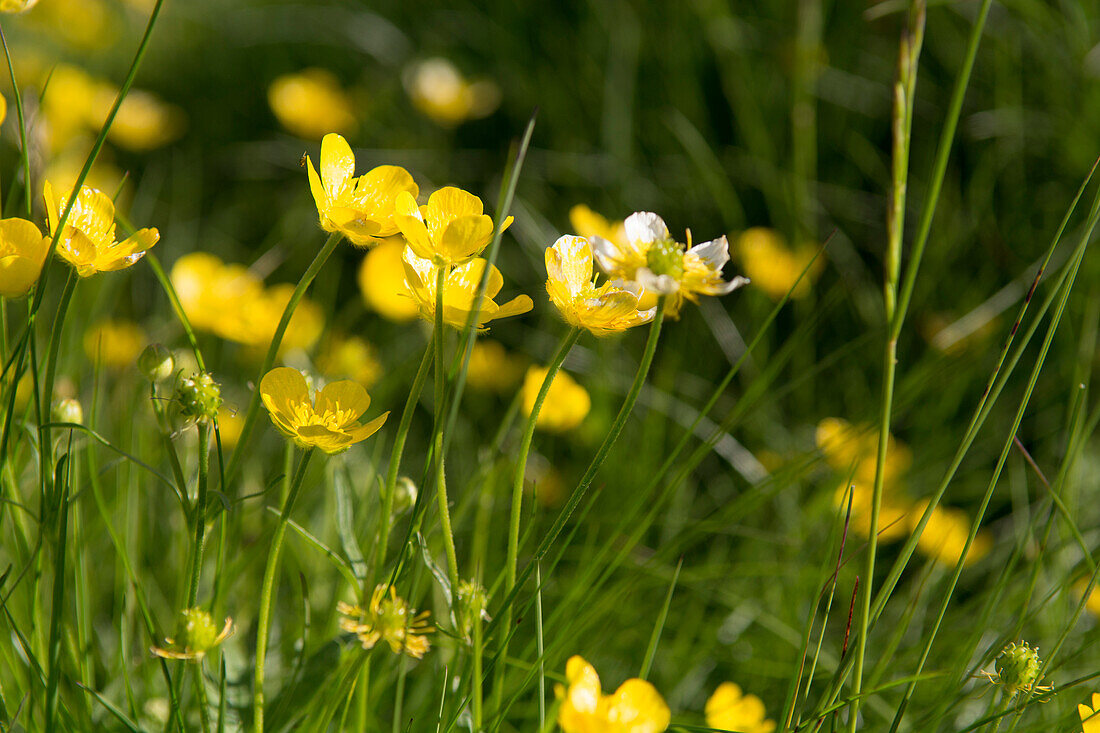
591 211 748 315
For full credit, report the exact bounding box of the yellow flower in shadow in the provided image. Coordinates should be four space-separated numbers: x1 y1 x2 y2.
402 247 532 330
404 57 500 127
83 319 146 370
570 204 626 247
337 585 434 659
521 366 590 433
151 608 233 663
317 334 382 388
269 68 356 139
556 655 670 733
94 86 186 152
0 218 50 298
1080 692 1100 733
394 186 512 266
591 212 747 316
546 235 654 336
815 417 911 488
259 367 388 454
43 180 158 277
358 236 418 322
465 339 525 393
735 228 822 301
909 500 991 567
833 482 911 543
705 682 776 733
247 284 325 353
306 133 418 247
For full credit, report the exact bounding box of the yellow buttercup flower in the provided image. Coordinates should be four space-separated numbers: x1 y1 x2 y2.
43 180 158 277
833 482 911 543
0 218 50 298
1080 692 1100 733
394 186 512 266
317 335 382 388
591 212 747 316
521 366 590 432
465 339 525 393
83 319 146 370
404 57 500 127
909 500 991 567
358 236 418 322
1074 579 1100 617
337 585 434 659
0 92 6 126
93 86 186 152
269 68 356 139
402 248 532 330
40 64 99 153
259 367 388 454
705 682 776 733
306 133 418 247
735 228 822 301
556 655 670 733
248 283 325 353
152 608 233 663
171 252 265 342
814 417 911 488
570 204 626 247
546 235 654 336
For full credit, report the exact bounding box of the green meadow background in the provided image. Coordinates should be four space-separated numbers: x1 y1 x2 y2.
3 0 1100 731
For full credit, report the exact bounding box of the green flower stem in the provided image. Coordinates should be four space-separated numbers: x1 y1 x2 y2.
432 265 460 606
374 334 435 590
185 421 211 608
225 232 341 492
43 451 71 733
193 662 212 733
495 327 580 705
490 298 665 696
505 328 580 594
253 448 314 733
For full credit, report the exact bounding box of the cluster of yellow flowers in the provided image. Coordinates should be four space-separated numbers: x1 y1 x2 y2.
816 417 993 567
556 657 775 733
170 252 323 353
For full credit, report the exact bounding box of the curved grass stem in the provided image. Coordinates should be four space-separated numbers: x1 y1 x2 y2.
253 448 314 733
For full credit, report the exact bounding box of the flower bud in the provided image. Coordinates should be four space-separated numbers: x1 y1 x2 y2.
177 608 219 654
393 476 417 514
51 397 83 425
138 343 175 382
176 372 222 423
995 641 1042 694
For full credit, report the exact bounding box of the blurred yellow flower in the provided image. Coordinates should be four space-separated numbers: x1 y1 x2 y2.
1080 692 1100 733
570 204 626 247
814 417 911 488
735 227 822 301
521 366 590 432
404 57 500 127
705 682 776 733
358 236 417 322
909 500 991 567
306 133 418 247
0 92 6 126
0 0 39 12
833 483 910 542
152 608 232 663
591 212 747 316
250 283 325 353
43 180 158 277
216 407 244 448
317 335 382 388
170 253 323 351
83 319 146 370
268 68 356 139
402 248 532 330
1075 579 1100 617
556 655 670 733
0 218 50 298
259 366 388 454
546 235 654 336
465 339 525 393
40 65 99 153
394 186 512 266
337 585 434 659
44 141 127 197
94 86 186 152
